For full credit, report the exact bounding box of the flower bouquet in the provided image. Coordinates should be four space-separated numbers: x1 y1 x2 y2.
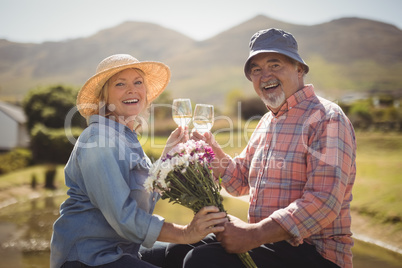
144 139 257 268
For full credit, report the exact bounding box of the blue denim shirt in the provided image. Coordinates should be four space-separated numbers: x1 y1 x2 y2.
50 115 164 268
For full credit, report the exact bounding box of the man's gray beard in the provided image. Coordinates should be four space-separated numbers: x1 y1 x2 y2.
262 90 286 109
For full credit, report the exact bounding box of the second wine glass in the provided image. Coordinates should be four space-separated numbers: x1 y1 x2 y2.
193 104 214 134
172 98 192 127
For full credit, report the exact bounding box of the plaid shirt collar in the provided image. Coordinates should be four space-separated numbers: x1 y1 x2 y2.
268 84 315 117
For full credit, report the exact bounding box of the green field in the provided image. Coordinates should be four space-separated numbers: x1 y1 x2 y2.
352 132 402 223
143 129 402 227
0 130 401 229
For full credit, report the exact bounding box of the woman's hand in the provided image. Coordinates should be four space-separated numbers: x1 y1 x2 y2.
162 126 189 157
157 206 227 244
182 206 228 244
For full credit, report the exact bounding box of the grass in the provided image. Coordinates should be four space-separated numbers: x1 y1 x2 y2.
0 165 66 205
0 128 400 227
143 129 402 227
0 165 65 189
139 121 402 225
352 132 402 224
0 129 400 268
154 195 250 225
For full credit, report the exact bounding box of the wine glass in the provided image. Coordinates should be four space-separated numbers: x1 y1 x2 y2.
172 98 192 127
193 104 214 134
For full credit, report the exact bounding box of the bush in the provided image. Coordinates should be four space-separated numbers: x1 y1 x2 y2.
30 124 83 164
348 100 373 130
239 97 267 120
0 149 33 175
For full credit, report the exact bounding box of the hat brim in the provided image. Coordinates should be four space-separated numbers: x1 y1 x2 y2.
77 61 170 117
244 49 309 81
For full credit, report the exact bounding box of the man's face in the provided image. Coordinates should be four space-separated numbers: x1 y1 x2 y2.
248 52 304 113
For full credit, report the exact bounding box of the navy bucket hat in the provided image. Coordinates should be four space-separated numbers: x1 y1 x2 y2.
244 28 309 80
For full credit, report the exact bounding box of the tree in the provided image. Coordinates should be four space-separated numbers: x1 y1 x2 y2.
22 85 85 163
23 85 85 132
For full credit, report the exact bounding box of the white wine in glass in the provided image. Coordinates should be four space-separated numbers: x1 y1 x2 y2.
172 98 192 127
193 104 214 134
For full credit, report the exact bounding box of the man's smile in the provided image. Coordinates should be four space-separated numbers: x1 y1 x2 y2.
261 80 280 92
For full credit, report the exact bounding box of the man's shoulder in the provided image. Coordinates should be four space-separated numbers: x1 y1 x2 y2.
307 95 344 114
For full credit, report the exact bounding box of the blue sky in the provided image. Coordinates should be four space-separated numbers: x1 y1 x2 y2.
1 0 401 43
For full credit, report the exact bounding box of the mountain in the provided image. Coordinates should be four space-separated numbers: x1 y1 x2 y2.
1 15 401 107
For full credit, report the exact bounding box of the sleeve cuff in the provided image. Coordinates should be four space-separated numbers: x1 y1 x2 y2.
270 209 304 246
142 215 165 248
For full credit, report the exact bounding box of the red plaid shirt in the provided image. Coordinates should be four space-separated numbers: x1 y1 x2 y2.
222 85 356 268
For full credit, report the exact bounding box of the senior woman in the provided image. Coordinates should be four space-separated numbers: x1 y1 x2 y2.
50 54 227 268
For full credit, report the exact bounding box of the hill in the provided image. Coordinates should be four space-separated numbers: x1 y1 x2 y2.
1 15 401 108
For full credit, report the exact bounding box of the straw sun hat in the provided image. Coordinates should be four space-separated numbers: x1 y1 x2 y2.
77 54 170 117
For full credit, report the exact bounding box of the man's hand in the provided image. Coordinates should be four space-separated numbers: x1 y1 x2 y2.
217 215 293 253
216 215 262 254
191 130 220 150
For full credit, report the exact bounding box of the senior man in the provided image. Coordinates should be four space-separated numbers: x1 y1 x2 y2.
189 28 356 268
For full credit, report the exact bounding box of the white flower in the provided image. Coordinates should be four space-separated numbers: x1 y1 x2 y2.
189 153 200 163
167 142 186 157
177 155 189 167
185 139 196 153
149 159 162 176
170 156 180 167
182 154 190 165
144 176 155 193
158 166 170 185
157 174 168 189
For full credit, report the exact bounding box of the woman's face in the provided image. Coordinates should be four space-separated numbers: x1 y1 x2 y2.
107 68 147 125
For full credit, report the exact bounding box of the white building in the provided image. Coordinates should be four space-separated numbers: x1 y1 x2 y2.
0 101 30 151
